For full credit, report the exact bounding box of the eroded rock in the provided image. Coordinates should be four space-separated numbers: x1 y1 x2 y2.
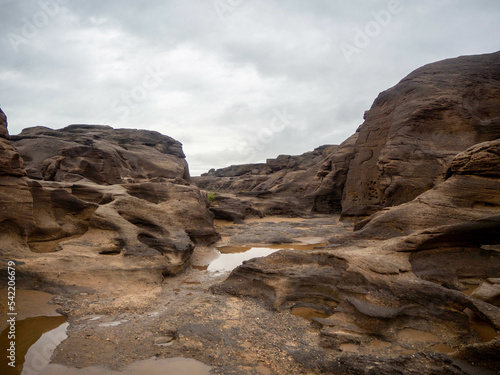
1 119 218 293
342 51 500 217
11 124 189 184
216 53 500 374
195 141 357 216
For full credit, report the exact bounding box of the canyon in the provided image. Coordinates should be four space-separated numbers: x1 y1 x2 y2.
1 51 499 374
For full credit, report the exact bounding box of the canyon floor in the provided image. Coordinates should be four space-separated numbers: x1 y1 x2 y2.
20 216 354 375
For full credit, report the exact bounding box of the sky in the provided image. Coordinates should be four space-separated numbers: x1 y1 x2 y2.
0 1 499 175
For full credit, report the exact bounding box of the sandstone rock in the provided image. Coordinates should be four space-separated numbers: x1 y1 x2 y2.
0 107 34 257
353 139 500 239
0 108 8 139
342 51 500 217
195 141 357 216
471 278 500 307
216 53 500 373
12 125 189 184
1 120 218 291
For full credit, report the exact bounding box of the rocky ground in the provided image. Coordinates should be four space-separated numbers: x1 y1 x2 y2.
21 214 499 374
44 217 350 375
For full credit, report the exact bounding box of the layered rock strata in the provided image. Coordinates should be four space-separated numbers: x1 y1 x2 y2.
1 117 218 292
216 52 500 373
342 51 500 217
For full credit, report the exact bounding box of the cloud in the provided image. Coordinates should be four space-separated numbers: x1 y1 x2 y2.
1 0 499 175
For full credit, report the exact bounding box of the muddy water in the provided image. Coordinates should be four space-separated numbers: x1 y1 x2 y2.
0 316 68 375
0 289 68 375
39 357 212 374
465 308 497 342
195 243 327 273
461 284 480 296
290 306 330 321
0 290 212 375
207 247 280 272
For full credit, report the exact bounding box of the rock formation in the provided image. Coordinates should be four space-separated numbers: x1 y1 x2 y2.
1 117 218 292
12 125 189 184
216 52 500 373
216 130 500 375
194 135 358 218
341 51 500 217
2 51 500 374
0 108 34 255
199 52 500 220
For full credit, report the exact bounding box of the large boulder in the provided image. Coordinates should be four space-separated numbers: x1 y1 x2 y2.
353 139 500 238
342 51 500 217
11 125 189 184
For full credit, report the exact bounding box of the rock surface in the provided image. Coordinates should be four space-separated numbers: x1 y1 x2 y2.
194 135 358 218
12 125 189 184
215 53 500 374
342 51 500 217
353 139 500 239
1 115 218 291
0 107 34 253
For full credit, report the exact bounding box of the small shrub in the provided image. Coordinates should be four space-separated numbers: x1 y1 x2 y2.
207 192 216 205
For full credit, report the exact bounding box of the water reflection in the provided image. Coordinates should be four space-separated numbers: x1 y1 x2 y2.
39 357 212 375
0 315 67 375
207 247 280 272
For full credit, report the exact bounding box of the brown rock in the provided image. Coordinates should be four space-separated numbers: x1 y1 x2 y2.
353 139 500 239
11 125 189 184
215 53 500 374
0 107 9 139
0 107 34 256
471 278 500 307
342 51 500 217
1 117 218 290
194 142 357 216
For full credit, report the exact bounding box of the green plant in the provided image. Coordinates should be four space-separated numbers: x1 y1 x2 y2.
207 192 216 205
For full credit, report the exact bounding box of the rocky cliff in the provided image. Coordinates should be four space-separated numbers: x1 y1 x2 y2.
194 135 358 218
216 52 500 373
0 115 218 293
342 51 500 217
197 52 500 221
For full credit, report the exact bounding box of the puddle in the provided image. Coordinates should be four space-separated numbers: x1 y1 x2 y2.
0 289 69 375
200 243 328 273
290 306 331 321
465 309 497 342
190 242 326 273
38 357 212 374
0 316 68 375
339 343 359 352
461 284 480 296
432 343 455 353
367 340 391 350
207 247 281 273
0 290 60 331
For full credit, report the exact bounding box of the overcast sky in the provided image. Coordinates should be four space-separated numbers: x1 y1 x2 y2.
1 1 499 175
